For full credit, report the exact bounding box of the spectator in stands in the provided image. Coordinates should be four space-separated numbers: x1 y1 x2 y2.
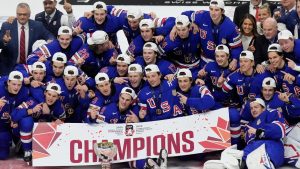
257 3 272 35
35 0 75 37
239 14 259 51
233 0 276 26
0 3 54 76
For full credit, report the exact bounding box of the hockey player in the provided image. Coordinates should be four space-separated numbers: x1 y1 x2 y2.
267 43 300 97
126 19 168 58
11 83 65 162
46 52 68 81
70 30 118 77
204 98 285 169
100 53 131 82
161 15 201 77
27 26 85 64
0 71 29 160
222 51 270 106
181 0 242 70
135 42 177 77
85 72 124 123
176 68 215 115
127 63 147 94
197 44 234 106
73 1 122 45
56 65 87 123
277 29 300 70
138 64 184 121
86 87 139 124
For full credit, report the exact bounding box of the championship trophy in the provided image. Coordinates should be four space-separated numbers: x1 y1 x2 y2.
94 142 117 169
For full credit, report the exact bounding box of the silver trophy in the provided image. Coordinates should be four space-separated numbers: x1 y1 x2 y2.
94 142 117 169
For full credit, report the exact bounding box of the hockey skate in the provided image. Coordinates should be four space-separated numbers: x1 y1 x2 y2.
23 150 32 165
145 149 168 169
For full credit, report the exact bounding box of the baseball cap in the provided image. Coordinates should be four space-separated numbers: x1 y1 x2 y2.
32 61 46 72
251 98 266 108
87 30 109 45
144 64 160 74
58 26 72 36
143 42 159 52
215 44 229 54
278 30 294 40
32 40 47 52
262 77 276 88
116 54 131 65
121 87 137 99
64 65 79 77
8 71 23 81
52 52 67 64
128 64 143 74
95 72 110 84
239 51 254 61
93 1 107 11
175 15 190 28
268 43 282 53
139 19 154 29
127 9 143 20
177 68 192 78
46 83 62 94
210 0 225 9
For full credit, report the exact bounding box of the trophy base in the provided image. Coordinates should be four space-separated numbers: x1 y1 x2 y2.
100 162 112 169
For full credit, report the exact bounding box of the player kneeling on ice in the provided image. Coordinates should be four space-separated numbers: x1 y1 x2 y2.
11 83 65 163
204 98 286 169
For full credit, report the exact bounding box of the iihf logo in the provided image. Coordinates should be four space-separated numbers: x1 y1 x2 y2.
125 124 135 136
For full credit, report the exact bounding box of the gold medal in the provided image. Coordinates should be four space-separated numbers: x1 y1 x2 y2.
156 109 162 115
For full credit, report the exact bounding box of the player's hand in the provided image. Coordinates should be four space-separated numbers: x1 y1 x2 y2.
0 96 7 109
139 109 147 119
277 91 292 103
77 75 86 85
281 70 295 84
114 77 128 84
73 21 83 35
177 92 187 105
109 55 117 65
169 25 177 41
6 16 15 24
11 122 18 128
154 35 164 43
246 125 256 136
190 22 199 34
267 63 276 73
38 56 47 63
126 111 139 123
286 58 296 70
195 78 205 86
108 41 115 49
63 0 73 14
149 12 157 19
84 11 93 18
88 90 95 99
33 103 43 114
229 59 238 71
164 74 175 82
3 30 11 44
42 103 51 114
217 72 225 87
197 67 207 78
76 57 85 67
23 77 32 85
256 64 265 74
31 80 45 88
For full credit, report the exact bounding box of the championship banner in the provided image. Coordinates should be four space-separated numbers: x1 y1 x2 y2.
32 108 230 166
61 0 281 6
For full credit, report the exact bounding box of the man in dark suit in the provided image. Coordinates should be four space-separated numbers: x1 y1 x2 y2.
254 18 278 69
35 0 75 37
233 0 277 26
0 3 54 75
